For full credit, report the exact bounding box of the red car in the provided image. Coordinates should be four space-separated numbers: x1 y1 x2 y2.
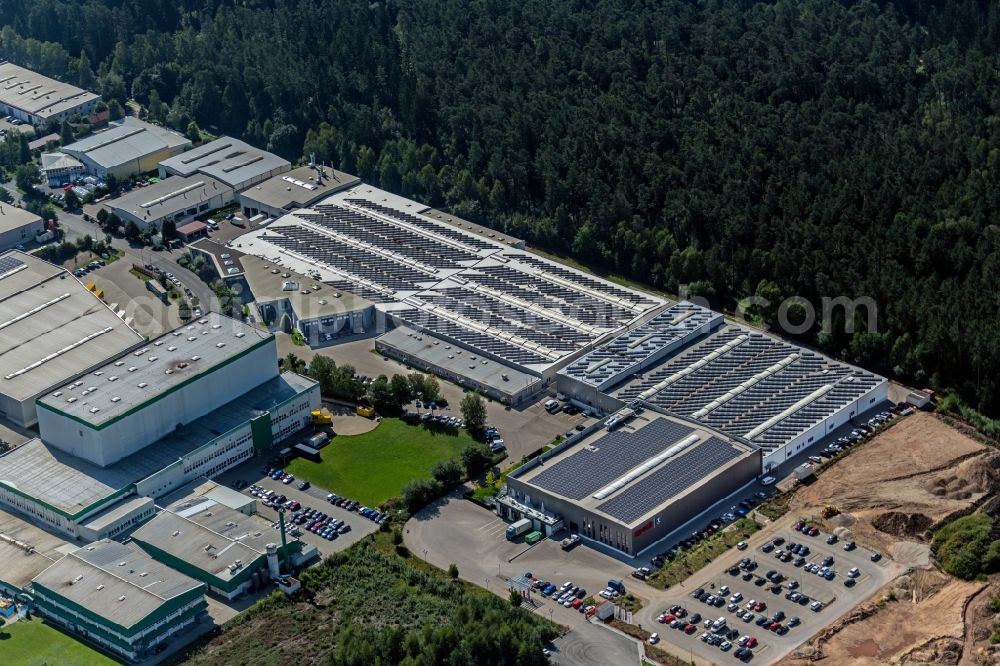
792 521 804 531
769 622 780 632
684 624 696 634
808 527 819 536
664 614 676 623
584 607 597 618
754 602 766 612
747 636 758 648
571 599 583 609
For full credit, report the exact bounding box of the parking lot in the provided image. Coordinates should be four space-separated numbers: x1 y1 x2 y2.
213 458 379 558
639 517 901 664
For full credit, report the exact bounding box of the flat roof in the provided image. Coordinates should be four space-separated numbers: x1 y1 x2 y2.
0 204 43 236
0 373 315 517
560 301 724 390
0 251 143 402
78 495 154 532
158 137 290 189
40 151 84 172
32 539 203 630
234 185 665 373
423 208 524 247
614 323 887 453
107 174 233 223
377 325 541 396
176 220 208 235
240 164 360 211
188 238 246 278
514 412 757 527
37 313 272 427
132 503 278 583
62 117 190 170
0 509 72 589
0 62 99 119
27 132 59 151
240 254 372 318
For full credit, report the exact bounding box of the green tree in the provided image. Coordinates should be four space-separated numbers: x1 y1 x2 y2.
161 219 176 240
401 478 443 513
123 219 141 242
431 459 464 487
460 443 492 479
186 120 201 143
62 187 80 210
460 392 488 433
448 563 459 579
509 588 523 607
14 163 38 193
283 352 306 374
389 374 414 408
59 120 74 145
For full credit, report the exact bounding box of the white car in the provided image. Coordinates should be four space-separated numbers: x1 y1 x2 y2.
648 633 659 644
760 475 776 485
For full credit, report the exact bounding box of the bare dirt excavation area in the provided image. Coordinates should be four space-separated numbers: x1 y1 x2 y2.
780 412 1000 665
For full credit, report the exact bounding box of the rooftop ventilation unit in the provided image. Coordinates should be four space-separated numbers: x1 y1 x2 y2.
138 382 148 388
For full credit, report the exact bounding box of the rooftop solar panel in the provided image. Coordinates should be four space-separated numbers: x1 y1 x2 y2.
528 419 694 499
0 256 26 277
596 436 742 523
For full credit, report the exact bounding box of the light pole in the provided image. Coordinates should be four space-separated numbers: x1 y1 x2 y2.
422 548 427 563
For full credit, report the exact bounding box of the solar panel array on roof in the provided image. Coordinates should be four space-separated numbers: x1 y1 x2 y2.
529 419 694 499
596 436 741 523
508 253 660 307
346 198 496 250
616 325 884 452
0 255 25 276
561 301 722 388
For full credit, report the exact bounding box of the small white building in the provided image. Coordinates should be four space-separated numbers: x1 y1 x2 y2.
0 205 45 251
105 174 233 232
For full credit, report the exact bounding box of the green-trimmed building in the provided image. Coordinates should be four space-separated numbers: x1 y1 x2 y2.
131 500 308 600
31 539 207 662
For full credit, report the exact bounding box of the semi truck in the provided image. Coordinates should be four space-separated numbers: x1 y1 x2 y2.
506 518 532 540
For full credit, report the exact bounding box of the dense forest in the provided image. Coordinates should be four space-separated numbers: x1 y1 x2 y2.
2 0 1000 412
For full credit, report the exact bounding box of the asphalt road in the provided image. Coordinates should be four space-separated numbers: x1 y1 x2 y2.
2 182 216 310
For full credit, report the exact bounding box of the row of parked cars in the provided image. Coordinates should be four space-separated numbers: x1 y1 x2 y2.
530 578 596 614
658 598 764 661
325 492 391 525
249 484 301 511
72 259 106 278
820 411 894 457
290 505 351 541
648 491 772 568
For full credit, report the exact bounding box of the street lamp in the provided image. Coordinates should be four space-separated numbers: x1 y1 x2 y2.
422 548 428 563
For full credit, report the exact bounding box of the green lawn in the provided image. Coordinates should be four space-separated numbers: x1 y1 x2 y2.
0 618 122 665
286 417 477 506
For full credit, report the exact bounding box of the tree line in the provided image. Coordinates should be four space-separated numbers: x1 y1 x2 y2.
2 0 1000 413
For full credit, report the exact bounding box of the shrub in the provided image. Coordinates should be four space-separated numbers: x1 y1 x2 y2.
448 563 459 579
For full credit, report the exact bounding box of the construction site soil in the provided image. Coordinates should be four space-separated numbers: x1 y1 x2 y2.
780 412 1000 665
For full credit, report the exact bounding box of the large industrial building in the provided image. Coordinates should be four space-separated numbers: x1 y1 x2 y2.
132 493 314 599
238 164 360 219
0 62 101 125
232 184 665 404
0 205 45 251
0 251 144 426
36 314 277 467
158 136 291 192
557 301 888 470
56 117 191 181
500 411 760 556
31 539 207 661
105 174 233 231
240 254 375 346
0 313 320 540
